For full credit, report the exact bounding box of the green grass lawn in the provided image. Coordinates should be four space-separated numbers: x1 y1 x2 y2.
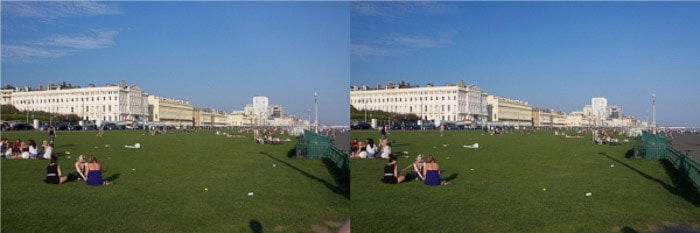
351 130 700 233
2 130 348 233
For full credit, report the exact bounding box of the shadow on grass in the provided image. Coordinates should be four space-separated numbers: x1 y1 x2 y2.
621 227 638 233
443 173 458 182
321 158 349 198
249 219 263 233
625 149 635 158
286 149 296 158
599 152 700 207
260 152 350 200
104 173 120 182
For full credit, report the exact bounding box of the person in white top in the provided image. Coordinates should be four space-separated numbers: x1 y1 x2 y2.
365 138 377 158
42 141 53 160
380 139 391 159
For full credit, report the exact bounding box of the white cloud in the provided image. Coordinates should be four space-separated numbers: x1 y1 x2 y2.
3 1 122 18
37 30 119 49
1 45 69 63
352 44 390 57
351 2 455 18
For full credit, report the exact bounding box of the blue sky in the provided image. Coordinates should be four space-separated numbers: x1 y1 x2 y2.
2 2 349 125
352 2 700 127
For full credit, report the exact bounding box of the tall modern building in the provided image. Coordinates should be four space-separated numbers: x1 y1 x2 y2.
4 81 149 122
591 97 608 125
350 80 488 124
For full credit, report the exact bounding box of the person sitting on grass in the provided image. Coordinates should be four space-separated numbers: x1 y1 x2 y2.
357 146 368 159
20 141 30 159
401 154 425 182
0 138 8 156
350 138 359 156
382 154 405 184
45 156 68 184
85 155 108 186
73 155 88 181
28 139 39 159
379 139 391 159
41 141 53 160
4 146 14 159
366 138 377 158
423 155 441 186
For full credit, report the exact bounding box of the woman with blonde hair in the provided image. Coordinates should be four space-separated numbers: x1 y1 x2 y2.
73 155 88 181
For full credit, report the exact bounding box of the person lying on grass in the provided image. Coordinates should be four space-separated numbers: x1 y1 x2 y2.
423 155 442 186
381 154 405 184
401 154 425 182
45 156 68 184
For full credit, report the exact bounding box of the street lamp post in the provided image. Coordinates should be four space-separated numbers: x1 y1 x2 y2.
314 92 318 133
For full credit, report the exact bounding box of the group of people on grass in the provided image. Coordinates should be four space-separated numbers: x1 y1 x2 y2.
350 138 391 159
383 154 443 186
1 138 53 160
45 154 105 186
253 129 284 144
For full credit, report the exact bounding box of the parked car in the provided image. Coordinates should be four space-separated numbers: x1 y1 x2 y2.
37 125 50 131
83 124 98 130
422 124 436 130
55 123 70 130
103 123 119 130
351 122 371 130
7 122 34 131
71 125 83 131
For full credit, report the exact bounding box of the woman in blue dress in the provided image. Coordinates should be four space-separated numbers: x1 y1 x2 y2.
423 155 441 186
85 155 103 186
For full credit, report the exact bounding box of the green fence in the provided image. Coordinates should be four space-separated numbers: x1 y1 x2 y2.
294 130 349 173
633 131 700 190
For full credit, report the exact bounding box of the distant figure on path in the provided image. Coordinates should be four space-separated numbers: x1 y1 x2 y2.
440 124 445 136
48 125 56 143
97 124 105 137
380 124 388 140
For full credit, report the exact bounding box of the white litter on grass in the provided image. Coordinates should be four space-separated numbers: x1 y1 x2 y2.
470 168 474 171
104 145 110 148
403 151 409 155
585 192 592 197
443 144 448 147
65 151 71 155
67 156 71 159
463 143 480 149
272 164 277 168
610 164 615 168
131 168 136 171
247 192 254 196
284 138 291 142
623 139 629 143
125 143 141 149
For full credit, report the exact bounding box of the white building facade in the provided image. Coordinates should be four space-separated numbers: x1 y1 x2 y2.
7 83 148 122
350 81 488 124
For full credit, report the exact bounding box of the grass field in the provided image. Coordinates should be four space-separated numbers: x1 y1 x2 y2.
351 130 700 233
1 130 348 233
